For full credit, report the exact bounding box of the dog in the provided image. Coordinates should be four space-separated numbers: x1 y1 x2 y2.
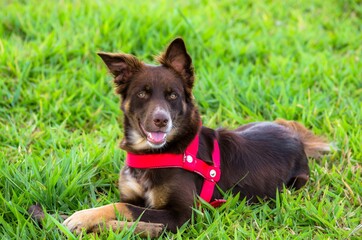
61 38 329 237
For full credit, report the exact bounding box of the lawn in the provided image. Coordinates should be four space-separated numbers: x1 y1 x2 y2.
0 0 361 239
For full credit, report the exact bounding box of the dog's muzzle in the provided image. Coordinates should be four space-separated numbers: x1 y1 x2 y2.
139 108 172 148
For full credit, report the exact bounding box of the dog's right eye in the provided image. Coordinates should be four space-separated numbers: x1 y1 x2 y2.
137 91 147 99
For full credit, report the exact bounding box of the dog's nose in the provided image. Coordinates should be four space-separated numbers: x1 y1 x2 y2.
153 113 169 128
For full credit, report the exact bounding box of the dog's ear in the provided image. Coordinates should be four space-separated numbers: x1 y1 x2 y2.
157 38 194 88
97 52 143 94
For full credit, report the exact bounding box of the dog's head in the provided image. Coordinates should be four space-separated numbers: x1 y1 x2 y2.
98 38 200 153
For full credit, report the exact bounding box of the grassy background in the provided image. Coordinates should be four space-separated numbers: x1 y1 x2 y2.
1 0 361 239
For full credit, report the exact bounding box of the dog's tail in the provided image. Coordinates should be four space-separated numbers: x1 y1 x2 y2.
275 119 330 159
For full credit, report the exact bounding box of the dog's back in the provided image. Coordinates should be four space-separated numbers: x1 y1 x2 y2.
205 120 329 202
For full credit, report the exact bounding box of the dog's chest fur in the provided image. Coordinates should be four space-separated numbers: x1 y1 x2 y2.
118 166 170 209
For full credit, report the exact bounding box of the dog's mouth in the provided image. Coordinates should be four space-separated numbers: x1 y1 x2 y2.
139 123 168 147
146 131 167 145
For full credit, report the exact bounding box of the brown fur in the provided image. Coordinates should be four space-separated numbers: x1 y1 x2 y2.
274 119 330 158
30 38 329 237
97 52 144 95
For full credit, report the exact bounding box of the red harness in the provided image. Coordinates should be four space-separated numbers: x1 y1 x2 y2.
126 133 226 207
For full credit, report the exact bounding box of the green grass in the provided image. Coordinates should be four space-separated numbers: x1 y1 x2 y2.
1 0 361 239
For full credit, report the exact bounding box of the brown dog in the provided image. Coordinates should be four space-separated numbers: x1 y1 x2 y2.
62 38 329 237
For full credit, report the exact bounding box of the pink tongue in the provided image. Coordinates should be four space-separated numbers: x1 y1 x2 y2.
148 132 166 144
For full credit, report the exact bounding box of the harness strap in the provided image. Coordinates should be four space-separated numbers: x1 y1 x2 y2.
126 133 224 205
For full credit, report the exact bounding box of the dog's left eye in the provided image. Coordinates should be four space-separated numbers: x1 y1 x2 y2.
137 91 147 99
168 92 178 100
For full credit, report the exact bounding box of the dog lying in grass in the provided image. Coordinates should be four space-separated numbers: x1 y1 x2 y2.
30 38 329 237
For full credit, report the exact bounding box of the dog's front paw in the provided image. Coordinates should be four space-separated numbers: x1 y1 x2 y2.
63 208 104 234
